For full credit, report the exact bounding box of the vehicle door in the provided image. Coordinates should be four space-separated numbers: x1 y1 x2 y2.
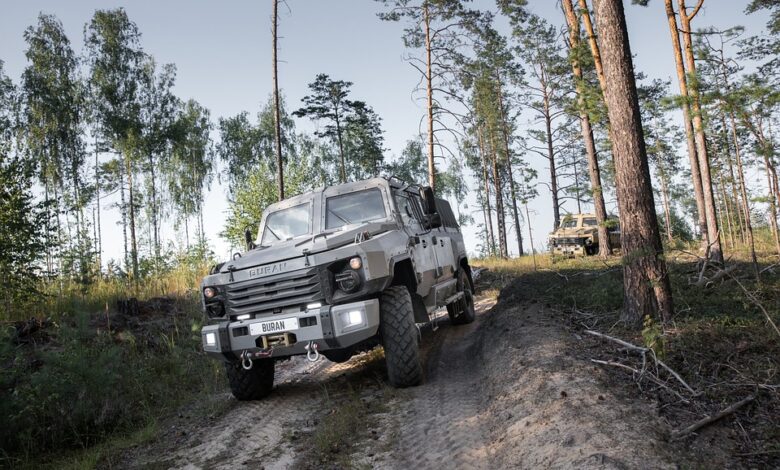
393 191 437 296
431 199 457 281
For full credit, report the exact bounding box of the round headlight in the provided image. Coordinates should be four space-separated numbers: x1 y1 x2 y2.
203 287 217 299
349 257 362 270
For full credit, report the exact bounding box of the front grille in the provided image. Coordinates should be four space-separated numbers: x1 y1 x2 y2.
225 266 322 317
553 237 585 246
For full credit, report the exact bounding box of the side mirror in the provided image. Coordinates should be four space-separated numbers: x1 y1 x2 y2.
244 228 256 251
420 186 437 215
426 213 442 229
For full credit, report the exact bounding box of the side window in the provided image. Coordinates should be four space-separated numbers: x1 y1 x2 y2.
394 192 424 229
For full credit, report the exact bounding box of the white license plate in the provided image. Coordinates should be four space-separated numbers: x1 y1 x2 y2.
250 317 299 335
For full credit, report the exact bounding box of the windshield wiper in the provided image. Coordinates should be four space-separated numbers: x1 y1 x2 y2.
327 208 352 225
265 225 282 241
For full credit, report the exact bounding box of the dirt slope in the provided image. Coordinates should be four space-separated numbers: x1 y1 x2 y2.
115 287 719 469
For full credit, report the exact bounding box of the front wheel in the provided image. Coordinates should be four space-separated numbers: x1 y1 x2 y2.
447 269 476 325
224 358 275 401
379 286 423 387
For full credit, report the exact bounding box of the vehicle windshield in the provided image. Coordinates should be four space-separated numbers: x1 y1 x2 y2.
261 203 311 244
561 219 578 229
583 217 598 227
326 188 387 230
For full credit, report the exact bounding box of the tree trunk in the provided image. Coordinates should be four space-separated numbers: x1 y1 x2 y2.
95 139 102 273
490 133 508 258
524 200 537 270
659 168 674 242
334 109 347 184
125 151 139 280
678 0 724 264
563 0 612 258
729 111 759 278
148 153 160 261
578 0 607 97
424 2 435 189
494 74 524 256
272 0 285 201
477 126 496 256
664 0 708 249
543 93 560 230
593 0 674 326
118 154 129 272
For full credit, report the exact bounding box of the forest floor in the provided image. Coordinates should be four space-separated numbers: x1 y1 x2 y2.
104 256 778 470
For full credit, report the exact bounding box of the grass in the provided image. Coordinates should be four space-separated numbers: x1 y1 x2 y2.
0 264 228 468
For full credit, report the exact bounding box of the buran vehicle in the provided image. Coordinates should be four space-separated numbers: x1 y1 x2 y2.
200 177 475 400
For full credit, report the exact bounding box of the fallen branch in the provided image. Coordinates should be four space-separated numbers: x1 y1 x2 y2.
671 395 755 441
695 264 737 287
585 330 697 394
591 359 690 403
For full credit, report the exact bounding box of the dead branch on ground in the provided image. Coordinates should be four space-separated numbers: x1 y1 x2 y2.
671 395 755 441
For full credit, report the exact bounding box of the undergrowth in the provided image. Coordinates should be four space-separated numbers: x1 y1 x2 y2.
0 265 226 468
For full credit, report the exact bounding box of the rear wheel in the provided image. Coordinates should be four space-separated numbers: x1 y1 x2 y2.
379 286 423 387
447 269 476 325
224 358 275 401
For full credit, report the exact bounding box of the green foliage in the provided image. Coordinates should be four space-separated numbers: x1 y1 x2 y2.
293 74 386 183
0 283 224 463
641 314 665 359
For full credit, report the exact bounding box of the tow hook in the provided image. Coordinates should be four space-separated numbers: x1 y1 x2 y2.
305 341 320 362
240 348 273 370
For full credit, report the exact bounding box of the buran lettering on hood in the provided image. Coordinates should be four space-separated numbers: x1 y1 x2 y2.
249 262 288 278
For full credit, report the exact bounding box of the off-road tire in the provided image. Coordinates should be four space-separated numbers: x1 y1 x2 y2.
447 269 476 325
323 348 354 363
379 286 423 387
224 358 275 401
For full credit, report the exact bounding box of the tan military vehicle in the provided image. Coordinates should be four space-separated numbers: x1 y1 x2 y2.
548 213 620 257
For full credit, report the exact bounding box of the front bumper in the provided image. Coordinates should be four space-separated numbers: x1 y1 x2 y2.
552 244 586 256
201 299 380 361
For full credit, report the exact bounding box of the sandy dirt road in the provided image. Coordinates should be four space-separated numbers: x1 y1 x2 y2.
117 284 718 469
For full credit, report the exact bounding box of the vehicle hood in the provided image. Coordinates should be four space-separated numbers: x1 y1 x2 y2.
217 221 396 273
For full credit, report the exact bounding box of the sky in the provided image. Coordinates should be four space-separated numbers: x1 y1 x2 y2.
0 0 770 265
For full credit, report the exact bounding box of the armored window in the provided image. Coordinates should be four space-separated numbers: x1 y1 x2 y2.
326 188 387 230
261 203 311 244
583 217 598 227
561 218 578 228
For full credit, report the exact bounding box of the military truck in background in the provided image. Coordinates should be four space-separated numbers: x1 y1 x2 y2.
548 213 621 257
200 177 475 400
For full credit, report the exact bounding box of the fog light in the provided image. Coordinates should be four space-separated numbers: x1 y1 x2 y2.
205 332 216 346
338 309 365 331
203 287 217 299
306 302 322 310
236 314 250 321
349 256 362 270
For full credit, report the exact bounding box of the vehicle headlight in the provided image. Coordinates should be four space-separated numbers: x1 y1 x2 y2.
205 332 216 346
203 287 217 299
335 270 361 293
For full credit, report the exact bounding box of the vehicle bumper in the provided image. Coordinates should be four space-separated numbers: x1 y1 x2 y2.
201 299 380 361
552 245 586 256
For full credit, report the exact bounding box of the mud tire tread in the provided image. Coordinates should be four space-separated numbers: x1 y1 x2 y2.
225 359 275 401
447 269 476 325
380 286 423 387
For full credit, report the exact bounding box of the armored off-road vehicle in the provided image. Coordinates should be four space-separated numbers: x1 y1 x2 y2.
548 213 620 257
200 177 475 400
